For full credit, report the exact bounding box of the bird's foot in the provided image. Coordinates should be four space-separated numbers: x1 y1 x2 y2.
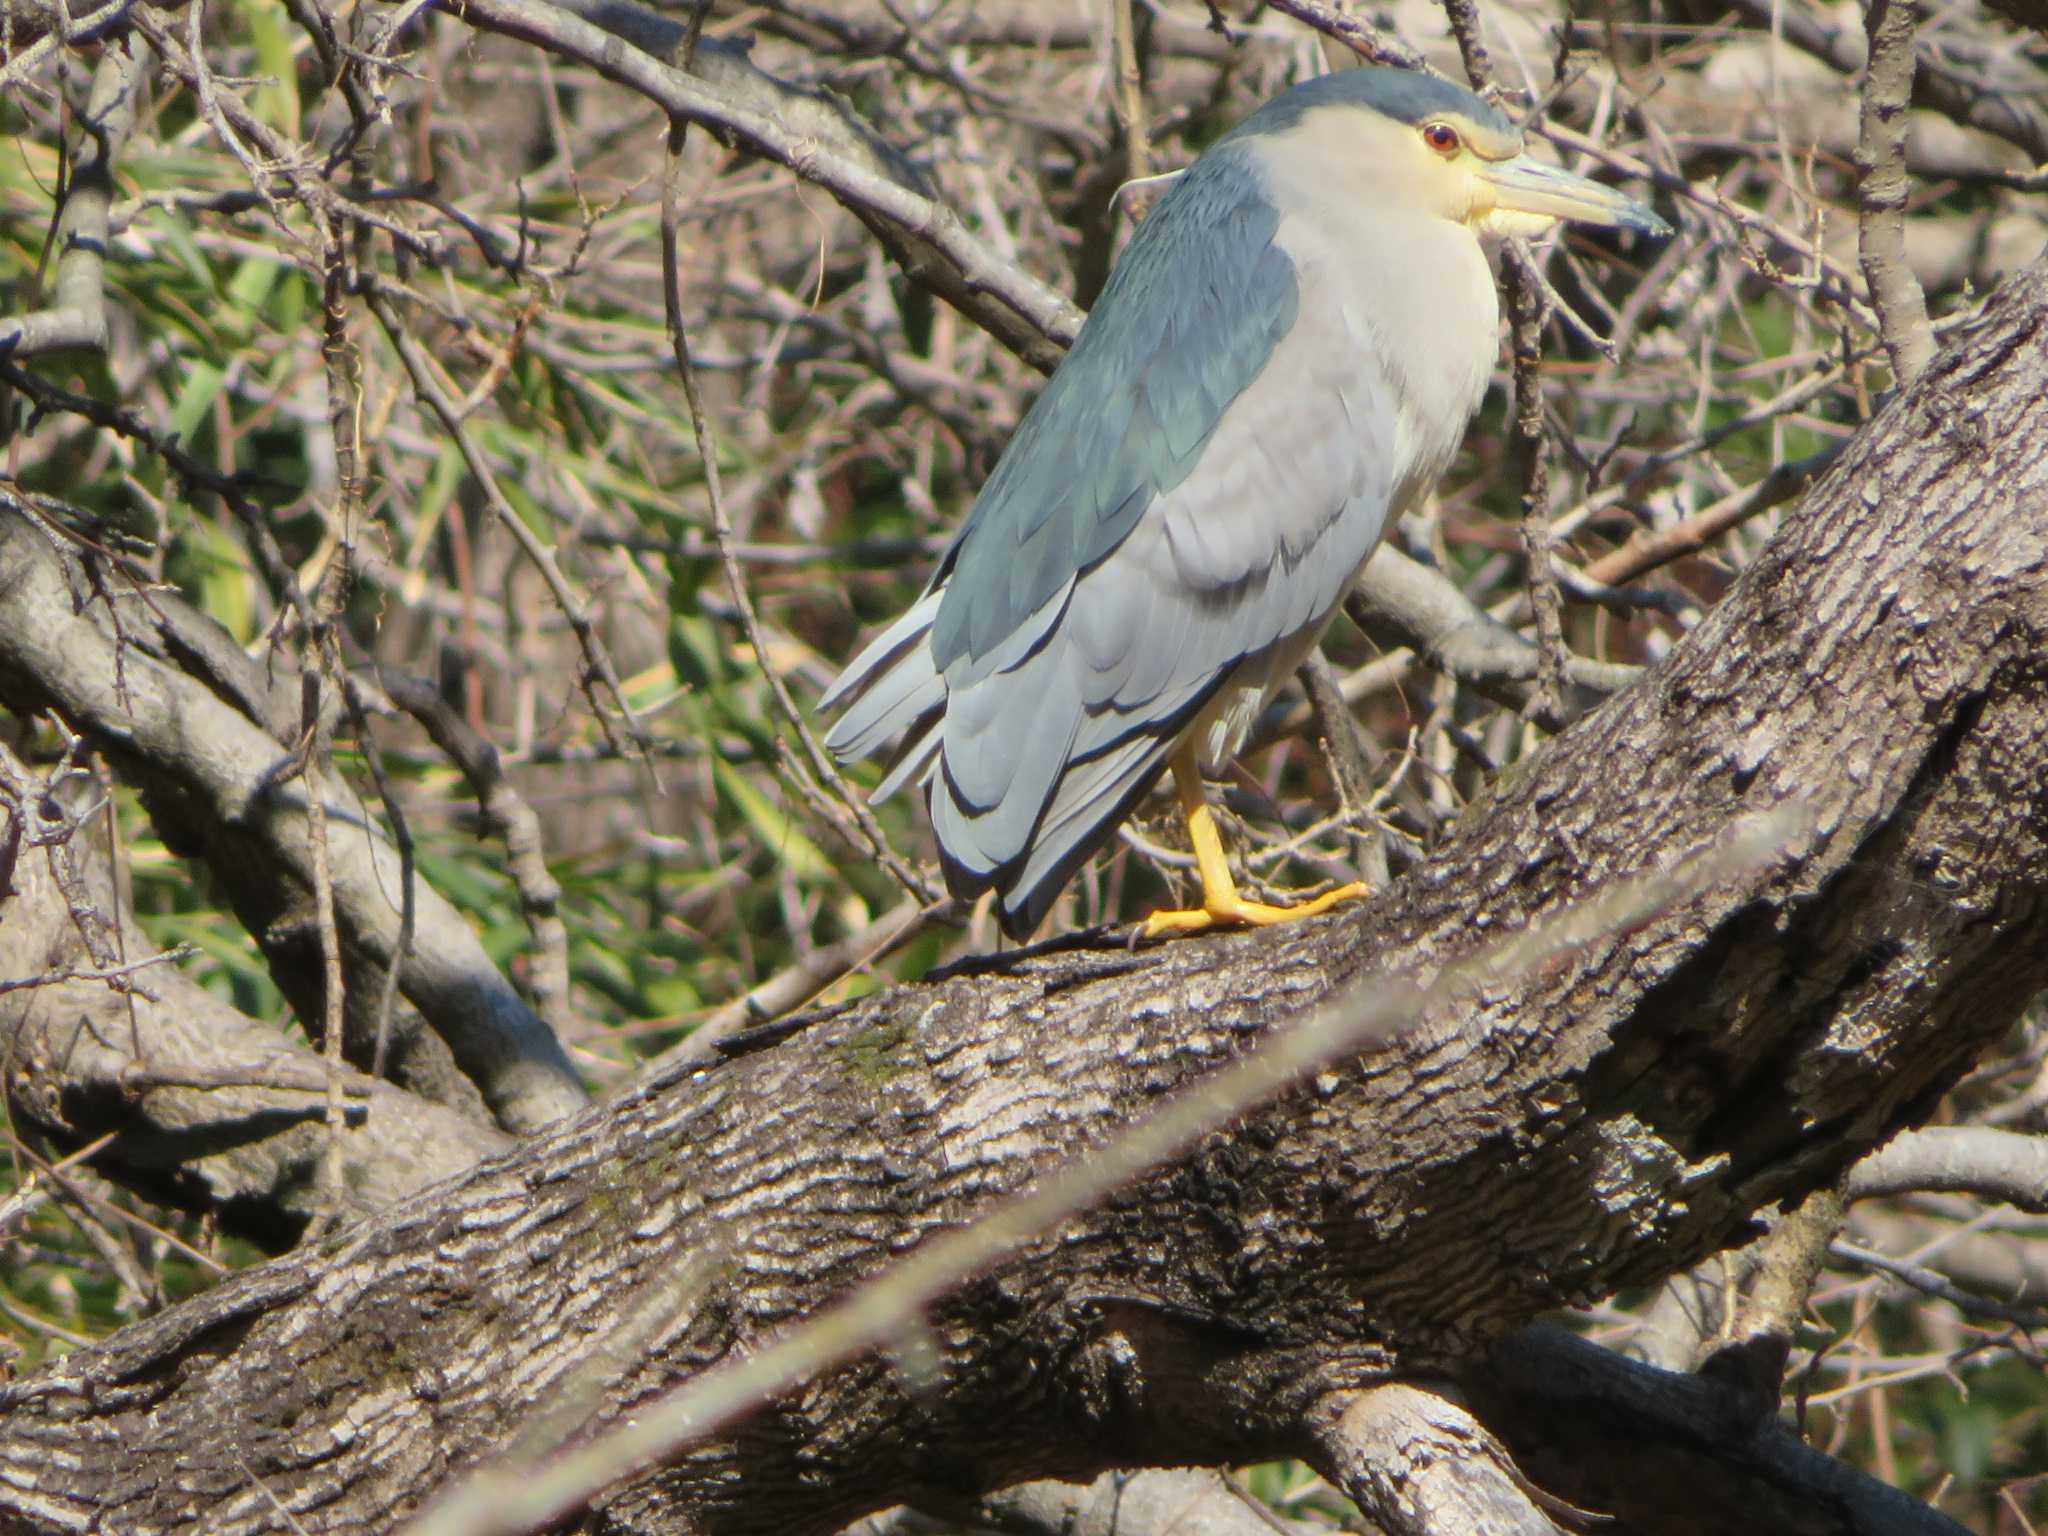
1138 881 1372 941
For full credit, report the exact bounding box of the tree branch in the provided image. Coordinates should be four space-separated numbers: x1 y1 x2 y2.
409 0 1082 372
375 669 575 1043
0 41 143 359
1261 0 1426 70
1847 1125 2048 1213
1857 0 1939 384
1724 0 2048 165
1335 549 1633 733
1464 1325 1972 1536
0 509 587 1133
0 743 500 1248
1311 1383 1563 1536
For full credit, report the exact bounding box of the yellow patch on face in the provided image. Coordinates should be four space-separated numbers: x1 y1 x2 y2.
1258 100 1534 231
1409 110 1536 232
1472 206 1562 239
1417 110 1525 166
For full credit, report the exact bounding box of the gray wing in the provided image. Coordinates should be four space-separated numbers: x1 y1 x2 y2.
822 142 1297 799
928 142 1300 673
931 301 1400 935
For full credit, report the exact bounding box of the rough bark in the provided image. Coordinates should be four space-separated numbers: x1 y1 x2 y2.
2 259 2046 1535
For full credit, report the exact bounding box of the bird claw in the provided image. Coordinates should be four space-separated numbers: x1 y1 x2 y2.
1138 881 1372 941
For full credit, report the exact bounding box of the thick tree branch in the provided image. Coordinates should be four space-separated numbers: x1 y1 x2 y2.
1847 1125 2048 1213
882 1469 1327 1536
1463 1326 1971 1536
415 818 1789 1536
0 744 500 1247
1312 1383 1562 1536
0 513 587 1133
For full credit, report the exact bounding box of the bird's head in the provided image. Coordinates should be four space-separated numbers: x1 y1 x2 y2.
1232 68 1671 243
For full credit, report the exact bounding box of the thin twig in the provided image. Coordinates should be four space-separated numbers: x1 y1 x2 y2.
1508 284 1570 724
1831 1240 2048 1332
1439 7 1569 724
656 68 939 906
114 1062 380 1097
1109 0 1152 195
1262 0 1426 68
362 285 662 783
0 948 193 996
128 3 442 262
379 669 574 1040
652 896 953 1067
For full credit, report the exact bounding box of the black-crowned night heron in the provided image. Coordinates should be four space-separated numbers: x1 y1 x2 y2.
822 68 1667 941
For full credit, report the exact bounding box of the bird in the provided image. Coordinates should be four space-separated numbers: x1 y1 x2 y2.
820 67 1668 943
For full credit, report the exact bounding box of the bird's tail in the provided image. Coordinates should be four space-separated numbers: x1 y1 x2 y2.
819 588 947 801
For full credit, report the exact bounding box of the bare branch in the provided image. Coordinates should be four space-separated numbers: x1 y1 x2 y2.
1466 1325 1975 1536
1857 0 1939 383
1708 1185 1846 1404
0 743 501 1246
378 671 575 1042
1261 0 1426 69
0 41 143 358
0 0 134 98
1334 549 1635 735
884 1469 1328 1536
1848 1125 2048 1213
0 507 587 1133
1724 0 2048 165
656 896 951 1066
1109 0 1153 196
417 0 1083 370
1310 1383 1563 1536
1830 1240 2048 1330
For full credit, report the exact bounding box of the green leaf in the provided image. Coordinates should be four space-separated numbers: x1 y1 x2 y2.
712 758 830 882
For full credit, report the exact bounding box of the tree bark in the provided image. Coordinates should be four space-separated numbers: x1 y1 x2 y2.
2 259 2046 1536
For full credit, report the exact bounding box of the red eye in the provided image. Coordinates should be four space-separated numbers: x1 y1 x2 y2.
1422 122 1461 155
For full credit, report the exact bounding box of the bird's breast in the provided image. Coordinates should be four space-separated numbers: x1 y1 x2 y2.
1274 206 1500 510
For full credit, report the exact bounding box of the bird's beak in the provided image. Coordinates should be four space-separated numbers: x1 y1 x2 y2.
1475 154 1671 237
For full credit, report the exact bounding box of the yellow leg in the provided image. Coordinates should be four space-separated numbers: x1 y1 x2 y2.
1138 748 1371 940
